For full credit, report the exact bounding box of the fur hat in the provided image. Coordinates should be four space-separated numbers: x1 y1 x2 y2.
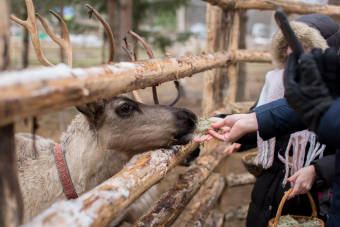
271 14 340 69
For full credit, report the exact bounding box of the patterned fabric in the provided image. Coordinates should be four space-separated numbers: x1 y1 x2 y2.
54 144 78 199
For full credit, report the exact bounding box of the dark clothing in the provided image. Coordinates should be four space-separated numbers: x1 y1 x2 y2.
249 97 339 227
229 98 336 227
318 98 340 148
317 98 340 227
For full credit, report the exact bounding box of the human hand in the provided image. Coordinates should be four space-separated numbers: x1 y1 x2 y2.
284 52 334 132
223 143 242 154
207 112 258 142
287 165 319 200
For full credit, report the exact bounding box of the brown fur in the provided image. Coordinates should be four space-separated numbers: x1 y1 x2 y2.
271 21 328 69
15 96 197 224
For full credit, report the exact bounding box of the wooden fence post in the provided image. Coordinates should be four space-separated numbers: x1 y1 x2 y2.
0 1 24 226
201 4 230 117
226 9 240 103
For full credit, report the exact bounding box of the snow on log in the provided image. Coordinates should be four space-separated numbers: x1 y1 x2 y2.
133 145 227 227
22 143 199 227
0 50 269 127
203 0 340 18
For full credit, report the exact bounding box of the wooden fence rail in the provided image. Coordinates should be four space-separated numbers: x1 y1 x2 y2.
133 144 227 227
202 0 340 17
0 50 270 127
23 143 199 227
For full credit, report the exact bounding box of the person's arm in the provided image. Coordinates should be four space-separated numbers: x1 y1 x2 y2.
317 98 340 148
255 98 307 140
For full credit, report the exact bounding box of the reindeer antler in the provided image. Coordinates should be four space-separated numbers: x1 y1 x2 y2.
86 4 115 63
121 38 143 103
128 30 159 104
36 10 73 67
10 0 53 66
128 30 181 106
168 81 181 106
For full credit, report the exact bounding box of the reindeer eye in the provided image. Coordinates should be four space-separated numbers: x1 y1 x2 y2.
120 104 131 113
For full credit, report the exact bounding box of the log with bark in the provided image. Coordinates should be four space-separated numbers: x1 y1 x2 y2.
133 144 227 227
23 143 199 227
0 50 270 127
205 209 225 227
178 173 225 227
226 172 256 187
225 205 248 221
202 0 340 18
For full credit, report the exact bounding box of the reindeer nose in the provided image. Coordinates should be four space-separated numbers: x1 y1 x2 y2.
177 109 198 129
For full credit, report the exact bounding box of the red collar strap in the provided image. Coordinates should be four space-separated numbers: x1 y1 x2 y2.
54 144 78 199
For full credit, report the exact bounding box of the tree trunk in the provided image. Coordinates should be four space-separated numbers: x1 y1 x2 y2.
21 10 29 69
0 1 24 226
236 10 247 102
119 0 132 61
108 0 133 62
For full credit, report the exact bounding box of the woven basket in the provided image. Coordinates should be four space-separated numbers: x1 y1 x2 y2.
241 151 263 178
268 188 324 227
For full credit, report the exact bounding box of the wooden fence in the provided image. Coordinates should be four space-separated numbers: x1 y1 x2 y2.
1 0 340 226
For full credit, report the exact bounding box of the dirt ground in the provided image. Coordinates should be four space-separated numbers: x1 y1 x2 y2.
14 62 273 226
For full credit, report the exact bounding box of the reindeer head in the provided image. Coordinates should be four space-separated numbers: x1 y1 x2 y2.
11 0 195 156
76 96 197 156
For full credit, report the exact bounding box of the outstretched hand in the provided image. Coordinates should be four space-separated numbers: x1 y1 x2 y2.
193 113 258 143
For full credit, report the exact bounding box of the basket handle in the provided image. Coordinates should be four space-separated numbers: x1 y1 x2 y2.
273 188 318 226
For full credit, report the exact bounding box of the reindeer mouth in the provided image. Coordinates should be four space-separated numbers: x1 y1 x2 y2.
170 126 196 146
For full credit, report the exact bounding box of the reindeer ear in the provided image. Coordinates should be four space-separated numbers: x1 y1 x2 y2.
75 100 107 121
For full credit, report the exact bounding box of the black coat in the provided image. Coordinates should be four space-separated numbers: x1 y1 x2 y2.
317 97 340 227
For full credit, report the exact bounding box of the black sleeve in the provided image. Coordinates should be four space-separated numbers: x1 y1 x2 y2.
312 155 336 189
235 132 258 146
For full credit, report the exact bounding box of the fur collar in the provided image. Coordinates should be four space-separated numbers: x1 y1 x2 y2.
271 21 329 69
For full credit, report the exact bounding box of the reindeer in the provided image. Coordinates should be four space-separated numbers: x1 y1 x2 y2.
10 1 197 224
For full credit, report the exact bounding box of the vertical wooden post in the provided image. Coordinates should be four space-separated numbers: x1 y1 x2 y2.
226 10 240 103
201 3 232 154
236 10 247 101
0 1 23 226
201 4 230 117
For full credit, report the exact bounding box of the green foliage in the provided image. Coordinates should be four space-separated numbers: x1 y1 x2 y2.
132 0 193 53
11 0 194 53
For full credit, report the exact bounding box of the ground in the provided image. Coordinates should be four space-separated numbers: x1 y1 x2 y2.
12 40 274 226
